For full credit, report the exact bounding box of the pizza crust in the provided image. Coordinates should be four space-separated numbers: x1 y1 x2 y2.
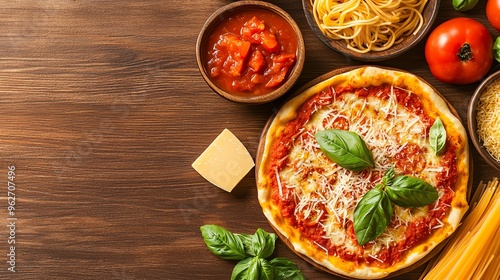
257 66 469 279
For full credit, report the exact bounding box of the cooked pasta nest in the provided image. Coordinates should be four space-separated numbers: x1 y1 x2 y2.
310 0 427 53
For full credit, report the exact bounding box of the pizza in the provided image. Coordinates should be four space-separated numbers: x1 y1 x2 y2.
256 66 469 279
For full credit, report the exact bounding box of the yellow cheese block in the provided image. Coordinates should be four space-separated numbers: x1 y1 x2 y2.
192 129 255 192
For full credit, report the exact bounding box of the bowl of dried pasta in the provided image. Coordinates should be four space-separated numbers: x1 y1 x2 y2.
468 70 500 171
302 0 440 61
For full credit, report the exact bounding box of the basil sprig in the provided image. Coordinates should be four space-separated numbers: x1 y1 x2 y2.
353 167 439 245
200 225 305 280
429 117 446 155
315 129 375 172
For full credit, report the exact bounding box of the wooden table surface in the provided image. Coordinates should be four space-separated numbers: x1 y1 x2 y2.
1 0 499 279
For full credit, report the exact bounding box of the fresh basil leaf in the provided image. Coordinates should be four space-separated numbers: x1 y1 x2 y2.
429 117 446 155
231 257 259 280
251 228 277 258
257 258 275 280
269 257 306 280
386 176 439 207
353 188 393 246
494 36 500 63
200 225 247 260
315 129 375 172
452 0 478 11
236 233 255 256
381 166 395 186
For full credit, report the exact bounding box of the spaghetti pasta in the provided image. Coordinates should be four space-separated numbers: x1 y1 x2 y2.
310 0 427 53
421 178 500 280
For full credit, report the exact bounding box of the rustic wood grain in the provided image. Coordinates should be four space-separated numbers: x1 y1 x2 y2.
0 0 498 279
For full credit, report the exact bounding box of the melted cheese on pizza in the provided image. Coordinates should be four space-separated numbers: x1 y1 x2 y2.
276 86 452 261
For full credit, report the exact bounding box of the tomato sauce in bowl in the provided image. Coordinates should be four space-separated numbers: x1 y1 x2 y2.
206 9 298 96
197 2 304 103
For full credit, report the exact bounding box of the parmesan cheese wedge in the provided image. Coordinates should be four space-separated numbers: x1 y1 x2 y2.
192 129 255 192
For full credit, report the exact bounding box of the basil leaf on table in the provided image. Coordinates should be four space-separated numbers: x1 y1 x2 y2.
200 225 247 260
494 36 500 63
429 117 446 155
452 0 478 11
251 228 277 258
231 257 259 280
386 176 439 207
235 233 255 256
353 188 393 246
201 225 305 279
315 129 375 172
269 257 306 280
257 258 275 280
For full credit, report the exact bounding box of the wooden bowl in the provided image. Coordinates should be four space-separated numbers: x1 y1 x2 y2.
302 0 440 61
468 70 500 171
196 1 305 104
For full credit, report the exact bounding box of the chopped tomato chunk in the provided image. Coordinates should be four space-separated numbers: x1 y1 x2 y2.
265 54 296 87
272 53 296 63
265 68 288 88
260 31 279 53
250 73 263 84
241 17 279 53
248 50 265 72
217 34 251 76
241 16 266 43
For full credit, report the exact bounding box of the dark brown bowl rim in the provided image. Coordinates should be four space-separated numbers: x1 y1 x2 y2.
301 0 440 62
196 1 305 104
467 70 500 171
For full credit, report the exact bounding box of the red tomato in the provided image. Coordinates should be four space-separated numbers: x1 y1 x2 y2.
487 0 500 31
425 18 493 84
